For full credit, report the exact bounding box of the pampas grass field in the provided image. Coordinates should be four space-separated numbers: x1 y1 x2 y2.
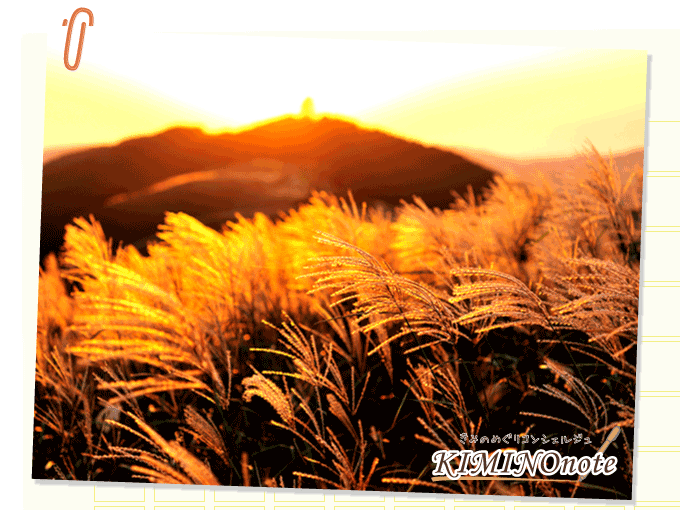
33 147 642 499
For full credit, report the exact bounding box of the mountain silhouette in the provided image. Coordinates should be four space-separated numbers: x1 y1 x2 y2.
40 115 498 262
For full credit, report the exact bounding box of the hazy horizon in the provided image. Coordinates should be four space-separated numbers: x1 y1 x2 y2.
42 115 646 167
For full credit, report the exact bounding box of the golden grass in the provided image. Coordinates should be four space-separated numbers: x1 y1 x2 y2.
33 147 640 498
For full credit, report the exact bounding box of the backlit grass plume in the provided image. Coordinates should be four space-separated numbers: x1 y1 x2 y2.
33 147 640 498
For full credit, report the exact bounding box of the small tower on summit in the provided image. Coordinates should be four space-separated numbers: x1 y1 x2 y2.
300 97 315 119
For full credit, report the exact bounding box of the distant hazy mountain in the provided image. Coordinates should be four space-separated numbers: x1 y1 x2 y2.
39 115 498 261
451 146 644 190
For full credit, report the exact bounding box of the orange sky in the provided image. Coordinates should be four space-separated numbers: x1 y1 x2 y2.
45 33 647 158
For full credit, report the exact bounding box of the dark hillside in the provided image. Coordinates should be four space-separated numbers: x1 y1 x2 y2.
40 116 497 261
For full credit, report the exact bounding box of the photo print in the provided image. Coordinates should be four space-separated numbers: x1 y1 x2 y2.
33 27 647 500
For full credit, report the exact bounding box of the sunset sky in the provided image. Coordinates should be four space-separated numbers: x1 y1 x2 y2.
45 32 647 158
